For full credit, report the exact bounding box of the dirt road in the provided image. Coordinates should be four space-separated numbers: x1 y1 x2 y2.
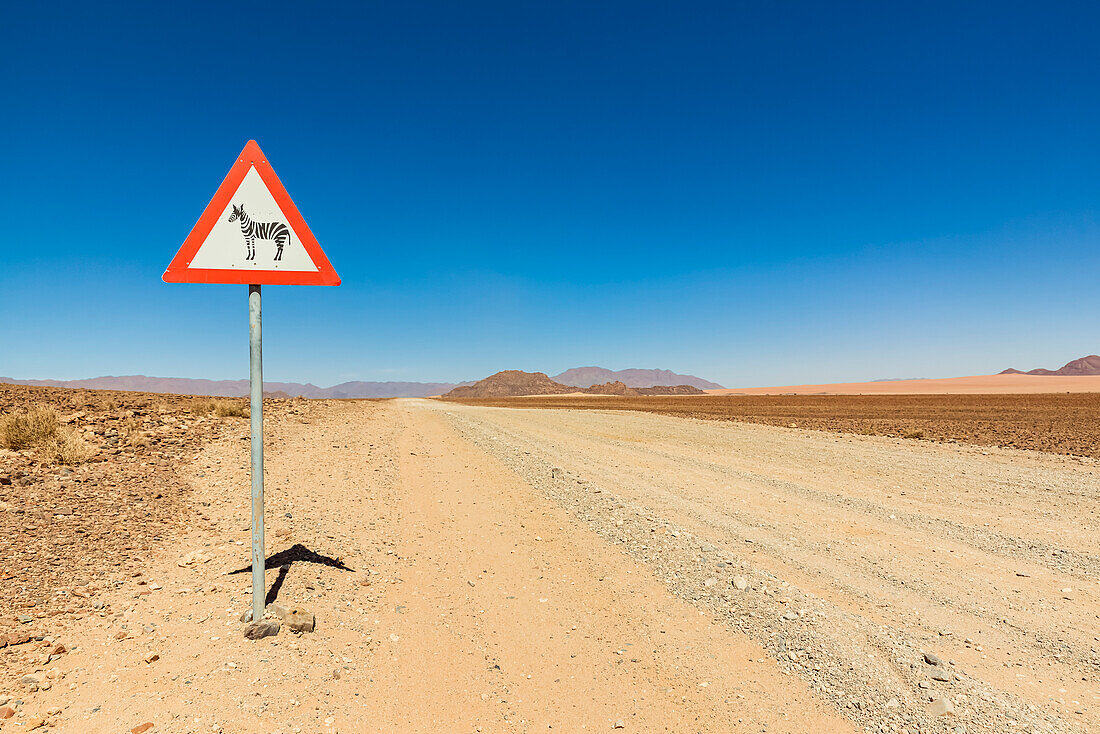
7 399 1096 733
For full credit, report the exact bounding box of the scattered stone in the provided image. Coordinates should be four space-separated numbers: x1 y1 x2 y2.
613 720 625 729
1015 571 1030 577
178 550 210 567
931 668 952 682
17 615 32 624
923 652 945 666
780 611 799 621
928 695 955 716
26 716 46 730
132 723 155 734
21 674 42 689
732 576 748 591
239 609 254 623
144 653 160 664
884 698 900 709
244 619 280 640
0 707 15 719
48 642 66 656
282 607 315 633
703 577 718 588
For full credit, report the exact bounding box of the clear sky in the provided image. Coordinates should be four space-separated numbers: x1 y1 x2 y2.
2 2 1098 387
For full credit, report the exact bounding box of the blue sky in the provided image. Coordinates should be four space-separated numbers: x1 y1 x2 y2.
2 2 1098 387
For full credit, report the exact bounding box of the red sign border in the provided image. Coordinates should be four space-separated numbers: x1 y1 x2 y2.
163 140 340 286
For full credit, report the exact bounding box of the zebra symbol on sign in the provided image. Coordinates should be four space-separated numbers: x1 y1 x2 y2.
228 204 289 261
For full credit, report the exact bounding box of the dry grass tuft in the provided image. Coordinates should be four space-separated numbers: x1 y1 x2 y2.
0 405 94 464
0 405 63 450
191 398 217 415
214 400 250 418
41 428 96 465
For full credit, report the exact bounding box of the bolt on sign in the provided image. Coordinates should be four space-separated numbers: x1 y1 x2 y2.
164 140 340 627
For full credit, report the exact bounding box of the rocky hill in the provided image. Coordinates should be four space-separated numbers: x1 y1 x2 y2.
553 367 722 390
443 371 576 398
1000 355 1100 376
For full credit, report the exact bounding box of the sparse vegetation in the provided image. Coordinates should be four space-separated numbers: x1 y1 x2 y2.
188 398 249 417
0 405 63 449
0 405 94 464
41 428 97 464
214 399 250 418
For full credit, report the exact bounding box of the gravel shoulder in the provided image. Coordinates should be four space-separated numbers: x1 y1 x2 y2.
433 401 1099 734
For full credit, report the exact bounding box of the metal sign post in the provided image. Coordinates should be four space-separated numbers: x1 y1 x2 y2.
163 140 340 636
248 284 265 622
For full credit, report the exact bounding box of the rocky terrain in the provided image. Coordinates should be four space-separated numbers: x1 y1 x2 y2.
0 385 258 695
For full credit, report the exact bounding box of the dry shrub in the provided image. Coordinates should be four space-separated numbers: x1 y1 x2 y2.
0 405 94 464
0 405 62 449
191 398 217 415
41 428 96 465
214 400 250 418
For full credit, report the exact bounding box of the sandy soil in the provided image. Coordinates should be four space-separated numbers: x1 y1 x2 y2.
707 373 1100 395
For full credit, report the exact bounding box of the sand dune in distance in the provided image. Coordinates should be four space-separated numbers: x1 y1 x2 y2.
707 373 1100 395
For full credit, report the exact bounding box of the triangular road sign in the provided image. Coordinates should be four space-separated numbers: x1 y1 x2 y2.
164 140 340 285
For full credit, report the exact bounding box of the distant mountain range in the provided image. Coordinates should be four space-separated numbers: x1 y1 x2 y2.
0 375 459 399
0 365 722 398
552 367 723 390
1000 355 1100 376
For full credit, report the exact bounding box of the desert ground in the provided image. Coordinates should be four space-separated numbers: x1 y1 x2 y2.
706 373 1100 395
1 386 1098 733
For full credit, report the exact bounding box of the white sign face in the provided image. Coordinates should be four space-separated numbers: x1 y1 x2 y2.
187 167 320 272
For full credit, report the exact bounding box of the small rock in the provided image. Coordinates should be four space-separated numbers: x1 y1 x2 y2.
613 720 625 729
132 723 155 734
923 652 945 666
244 619 280 640
282 608 315 634
17 615 32 624
0 707 15 720
49 643 66 656
928 695 954 716
884 698 900 709
1060 587 1072 593
21 673 42 688
1015 571 1030 577
732 576 748 591
703 578 717 588
918 681 931 689
144 653 160 664
931 668 952 682
26 716 46 730
239 609 254 623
